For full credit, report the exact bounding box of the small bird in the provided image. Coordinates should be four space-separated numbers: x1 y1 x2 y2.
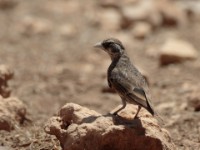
94 38 157 119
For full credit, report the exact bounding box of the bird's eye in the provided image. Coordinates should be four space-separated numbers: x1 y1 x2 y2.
103 42 112 49
110 44 120 53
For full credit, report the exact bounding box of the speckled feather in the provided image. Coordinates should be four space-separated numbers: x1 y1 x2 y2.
107 53 155 115
95 38 156 117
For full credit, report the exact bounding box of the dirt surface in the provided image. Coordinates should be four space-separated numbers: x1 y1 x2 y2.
0 0 200 149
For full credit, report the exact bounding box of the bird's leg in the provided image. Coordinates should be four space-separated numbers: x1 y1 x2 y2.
113 99 126 115
134 106 141 119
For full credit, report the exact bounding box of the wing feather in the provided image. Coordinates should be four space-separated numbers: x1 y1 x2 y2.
109 77 148 108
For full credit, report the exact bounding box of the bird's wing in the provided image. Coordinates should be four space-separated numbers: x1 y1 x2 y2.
110 76 148 108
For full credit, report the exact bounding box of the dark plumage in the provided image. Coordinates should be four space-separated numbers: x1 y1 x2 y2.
94 38 156 118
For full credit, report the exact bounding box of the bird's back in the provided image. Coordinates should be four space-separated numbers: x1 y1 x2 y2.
108 53 155 115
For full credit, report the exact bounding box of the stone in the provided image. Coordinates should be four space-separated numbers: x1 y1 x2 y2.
145 45 160 58
156 0 187 26
0 65 13 81
0 97 27 131
121 0 156 28
131 22 152 39
0 65 13 98
45 1 80 15
97 9 122 31
121 0 188 28
45 103 176 150
19 16 53 36
121 1 152 21
187 92 200 112
58 24 78 38
159 39 198 65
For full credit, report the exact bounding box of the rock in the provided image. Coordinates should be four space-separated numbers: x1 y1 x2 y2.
156 0 187 26
121 0 158 28
187 92 200 112
131 22 152 39
45 103 176 150
176 0 200 17
121 0 188 28
0 65 13 81
159 39 198 65
0 0 18 10
19 16 53 36
0 65 13 98
58 24 78 38
45 1 80 15
0 96 27 131
121 1 152 21
157 102 176 111
0 85 11 98
97 9 122 31
145 45 160 58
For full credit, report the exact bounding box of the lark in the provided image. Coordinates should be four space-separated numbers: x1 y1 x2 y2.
94 38 157 119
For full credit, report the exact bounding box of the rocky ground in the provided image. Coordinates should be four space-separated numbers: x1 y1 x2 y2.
0 0 200 149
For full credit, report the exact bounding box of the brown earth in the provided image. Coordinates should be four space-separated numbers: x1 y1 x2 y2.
0 0 200 149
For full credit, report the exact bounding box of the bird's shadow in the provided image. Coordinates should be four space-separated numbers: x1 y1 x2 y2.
82 113 145 134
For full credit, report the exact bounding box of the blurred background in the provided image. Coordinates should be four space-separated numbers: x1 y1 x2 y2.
0 0 200 149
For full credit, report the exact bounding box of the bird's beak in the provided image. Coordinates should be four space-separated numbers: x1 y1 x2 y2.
94 42 103 49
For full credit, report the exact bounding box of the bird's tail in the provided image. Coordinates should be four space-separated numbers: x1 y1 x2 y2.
146 98 155 116
147 100 165 126
154 111 165 126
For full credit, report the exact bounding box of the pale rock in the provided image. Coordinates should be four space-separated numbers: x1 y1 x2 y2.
159 39 198 65
45 103 176 150
0 65 13 98
175 0 200 17
121 0 187 28
59 24 77 38
97 9 122 31
121 0 156 27
145 45 160 58
45 1 80 15
155 0 187 26
19 16 53 36
0 97 27 131
0 65 13 81
157 102 176 111
187 92 200 112
131 22 152 39
0 85 11 98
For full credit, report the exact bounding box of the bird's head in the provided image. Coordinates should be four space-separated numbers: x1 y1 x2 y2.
94 38 125 59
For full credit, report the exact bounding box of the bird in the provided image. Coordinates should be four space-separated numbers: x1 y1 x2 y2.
94 38 157 119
